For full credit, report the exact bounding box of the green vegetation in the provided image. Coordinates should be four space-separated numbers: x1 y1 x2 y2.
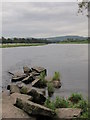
68 93 83 104
44 93 88 118
58 39 88 44
20 86 28 94
44 97 56 111
55 96 69 108
1 37 52 44
1 43 46 48
39 72 47 88
73 100 88 112
45 96 69 110
52 72 60 81
47 82 54 97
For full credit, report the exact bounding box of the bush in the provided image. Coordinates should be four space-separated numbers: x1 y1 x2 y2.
20 86 28 94
55 96 69 108
52 72 60 81
68 93 83 104
47 82 54 97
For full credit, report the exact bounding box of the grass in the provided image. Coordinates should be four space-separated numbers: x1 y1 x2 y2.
52 72 60 81
1 43 47 48
68 93 83 104
47 82 54 97
44 93 88 118
44 97 56 111
39 71 47 88
54 96 69 108
20 86 28 94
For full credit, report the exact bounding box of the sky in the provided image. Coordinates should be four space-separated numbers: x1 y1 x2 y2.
2 2 88 38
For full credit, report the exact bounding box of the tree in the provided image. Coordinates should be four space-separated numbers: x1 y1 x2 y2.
78 0 89 16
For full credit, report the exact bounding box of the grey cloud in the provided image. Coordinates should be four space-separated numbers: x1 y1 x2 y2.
2 2 88 38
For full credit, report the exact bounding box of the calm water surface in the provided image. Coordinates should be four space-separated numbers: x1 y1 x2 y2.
2 44 88 98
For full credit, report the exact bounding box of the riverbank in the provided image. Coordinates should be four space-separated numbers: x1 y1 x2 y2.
0 43 47 48
2 66 88 119
0 42 89 48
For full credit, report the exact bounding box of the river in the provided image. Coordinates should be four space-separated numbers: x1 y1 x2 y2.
2 44 88 99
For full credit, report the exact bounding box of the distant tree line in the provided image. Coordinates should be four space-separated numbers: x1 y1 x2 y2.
1 37 52 44
0 37 89 44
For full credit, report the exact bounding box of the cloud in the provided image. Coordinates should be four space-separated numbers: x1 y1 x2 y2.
2 2 88 38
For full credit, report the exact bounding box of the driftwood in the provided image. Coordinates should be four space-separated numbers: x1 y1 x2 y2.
8 71 14 76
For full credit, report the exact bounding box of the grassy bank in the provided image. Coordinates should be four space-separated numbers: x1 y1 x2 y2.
0 43 47 48
44 93 89 118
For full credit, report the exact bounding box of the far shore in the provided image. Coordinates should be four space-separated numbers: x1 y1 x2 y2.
0 42 88 48
0 43 47 48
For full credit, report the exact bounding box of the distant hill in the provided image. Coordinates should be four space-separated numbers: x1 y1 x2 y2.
46 36 87 42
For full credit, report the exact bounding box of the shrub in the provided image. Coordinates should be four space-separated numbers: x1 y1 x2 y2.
47 82 54 97
68 93 83 104
55 96 69 108
52 72 60 81
20 86 28 94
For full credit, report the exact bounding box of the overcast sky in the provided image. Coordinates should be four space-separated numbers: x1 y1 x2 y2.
2 2 88 38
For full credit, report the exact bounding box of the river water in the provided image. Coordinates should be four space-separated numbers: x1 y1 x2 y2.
2 44 88 98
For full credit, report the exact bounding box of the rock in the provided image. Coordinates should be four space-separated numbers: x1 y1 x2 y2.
23 66 31 74
16 98 55 117
12 74 27 82
22 75 34 84
16 82 26 88
31 87 46 96
32 66 47 75
27 88 46 104
8 85 20 94
53 80 61 88
10 92 32 104
30 71 40 77
32 78 47 88
56 108 82 119
14 72 26 77
7 83 16 90
2 92 36 119
32 78 40 87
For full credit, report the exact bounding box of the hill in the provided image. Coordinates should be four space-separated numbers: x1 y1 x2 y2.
46 36 87 42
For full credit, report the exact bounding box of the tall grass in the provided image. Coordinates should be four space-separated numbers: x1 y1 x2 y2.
39 71 47 87
52 72 60 81
47 82 54 97
68 93 83 104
